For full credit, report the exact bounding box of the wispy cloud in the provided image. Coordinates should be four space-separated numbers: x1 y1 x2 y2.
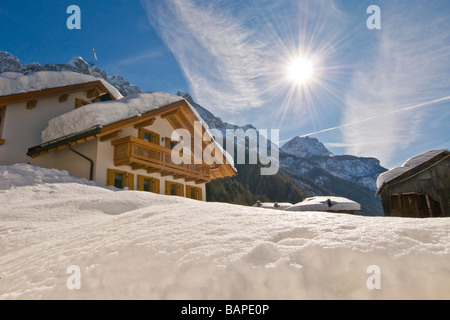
116 48 165 67
140 0 268 113
341 2 450 167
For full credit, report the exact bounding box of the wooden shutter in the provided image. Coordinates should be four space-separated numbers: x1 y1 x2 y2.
198 187 203 201
153 133 160 145
137 175 144 191
127 173 134 190
138 128 144 139
165 137 171 149
107 169 115 186
186 186 192 199
179 184 184 197
155 179 160 194
165 181 170 195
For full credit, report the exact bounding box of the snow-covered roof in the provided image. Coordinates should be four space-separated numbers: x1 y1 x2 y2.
253 202 293 209
284 196 361 212
376 149 449 191
0 71 122 100
40 91 236 169
41 92 183 143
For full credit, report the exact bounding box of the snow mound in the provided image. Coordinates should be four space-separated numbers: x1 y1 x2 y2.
1 165 449 299
285 196 361 212
0 71 122 100
0 163 97 190
41 92 183 143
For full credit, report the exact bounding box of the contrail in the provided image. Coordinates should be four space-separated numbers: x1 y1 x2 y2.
279 95 450 144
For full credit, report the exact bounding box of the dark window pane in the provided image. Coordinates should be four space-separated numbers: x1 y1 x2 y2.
114 173 124 189
143 178 150 192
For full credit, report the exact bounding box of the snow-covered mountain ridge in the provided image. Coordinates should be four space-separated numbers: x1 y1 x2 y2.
281 136 386 191
0 51 140 96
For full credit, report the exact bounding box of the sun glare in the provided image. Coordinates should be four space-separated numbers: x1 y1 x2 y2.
288 58 314 84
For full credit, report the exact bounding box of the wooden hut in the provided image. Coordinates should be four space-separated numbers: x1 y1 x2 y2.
375 149 450 218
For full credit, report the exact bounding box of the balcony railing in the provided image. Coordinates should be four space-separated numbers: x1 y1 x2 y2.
111 136 210 182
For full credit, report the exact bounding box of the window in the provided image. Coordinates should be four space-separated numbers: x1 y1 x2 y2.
139 128 160 145
165 181 184 197
186 185 203 201
137 175 160 194
164 137 177 150
107 169 134 190
114 172 124 188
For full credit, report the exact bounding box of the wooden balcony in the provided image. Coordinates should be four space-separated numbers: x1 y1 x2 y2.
111 136 211 183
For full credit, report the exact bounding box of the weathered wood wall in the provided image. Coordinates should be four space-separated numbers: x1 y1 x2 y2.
381 158 450 217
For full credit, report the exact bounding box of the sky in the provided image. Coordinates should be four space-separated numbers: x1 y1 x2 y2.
0 0 449 169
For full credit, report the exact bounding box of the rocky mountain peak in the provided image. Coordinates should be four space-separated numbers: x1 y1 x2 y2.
281 136 333 158
0 51 21 73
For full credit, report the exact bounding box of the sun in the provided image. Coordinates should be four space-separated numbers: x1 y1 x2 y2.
287 58 314 84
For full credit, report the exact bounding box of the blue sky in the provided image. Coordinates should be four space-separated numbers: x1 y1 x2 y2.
1 0 449 168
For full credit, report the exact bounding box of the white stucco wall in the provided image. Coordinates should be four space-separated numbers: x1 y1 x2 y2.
31 140 98 181
0 92 92 165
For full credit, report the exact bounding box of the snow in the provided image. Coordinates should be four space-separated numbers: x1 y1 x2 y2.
285 196 361 212
0 71 122 100
281 136 333 158
41 92 183 143
1 164 450 300
0 163 98 190
376 149 448 189
40 92 236 170
253 202 293 210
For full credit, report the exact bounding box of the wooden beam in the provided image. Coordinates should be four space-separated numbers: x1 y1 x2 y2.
160 108 182 119
75 98 90 109
133 118 156 129
185 177 197 182
59 94 69 103
131 164 147 170
173 174 187 180
26 100 37 110
147 168 161 174
86 88 101 99
160 171 172 177
99 130 123 142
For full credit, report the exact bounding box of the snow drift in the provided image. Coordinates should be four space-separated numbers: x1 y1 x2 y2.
0 164 449 300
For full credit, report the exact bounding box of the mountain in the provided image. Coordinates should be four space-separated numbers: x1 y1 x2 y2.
0 51 387 215
280 136 385 192
282 136 332 158
177 91 256 135
0 51 139 97
0 52 21 73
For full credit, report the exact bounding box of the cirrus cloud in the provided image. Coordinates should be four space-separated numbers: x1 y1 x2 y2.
140 0 269 114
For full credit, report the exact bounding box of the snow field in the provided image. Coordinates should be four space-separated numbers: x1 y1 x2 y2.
0 165 449 299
